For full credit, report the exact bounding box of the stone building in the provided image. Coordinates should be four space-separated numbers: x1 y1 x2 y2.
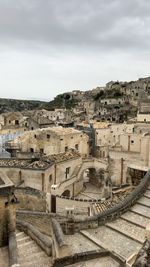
0 151 83 198
7 126 89 157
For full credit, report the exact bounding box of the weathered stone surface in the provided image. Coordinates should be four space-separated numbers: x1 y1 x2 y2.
137 196 150 207
130 204 150 218
16 230 52 267
64 233 100 254
107 218 145 243
121 211 150 228
86 226 142 259
66 257 120 267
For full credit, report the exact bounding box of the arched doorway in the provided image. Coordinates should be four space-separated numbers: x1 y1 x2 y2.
61 190 70 197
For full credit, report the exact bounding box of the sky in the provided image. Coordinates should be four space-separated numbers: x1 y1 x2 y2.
0 0 150 101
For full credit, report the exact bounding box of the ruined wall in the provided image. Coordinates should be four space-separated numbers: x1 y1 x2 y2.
15 187 46 212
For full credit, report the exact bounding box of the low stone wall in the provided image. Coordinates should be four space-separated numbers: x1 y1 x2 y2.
15 187 46 212
56 194 103 203
56 197 89 216
53 249 126 267
17 220 52 256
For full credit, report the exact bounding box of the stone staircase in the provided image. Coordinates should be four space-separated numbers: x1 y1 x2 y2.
16 230 52 267
80 187 150 265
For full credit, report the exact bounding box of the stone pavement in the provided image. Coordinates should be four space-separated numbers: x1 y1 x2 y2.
67 257 120 267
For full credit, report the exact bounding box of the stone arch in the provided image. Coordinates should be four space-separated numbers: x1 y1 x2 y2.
61 190 70 197
77 159 107 182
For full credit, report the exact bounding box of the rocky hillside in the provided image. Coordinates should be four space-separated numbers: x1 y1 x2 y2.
0 98 46 114
43 77 150 111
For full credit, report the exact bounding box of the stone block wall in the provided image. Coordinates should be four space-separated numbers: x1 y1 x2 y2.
15 187 46 212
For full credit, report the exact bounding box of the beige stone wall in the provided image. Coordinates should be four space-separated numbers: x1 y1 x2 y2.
120 134 141 153
109 150 141 185
95 124 134 147
15 188 46 212
55 157 82 184
137 113 150 122
0 157 83 195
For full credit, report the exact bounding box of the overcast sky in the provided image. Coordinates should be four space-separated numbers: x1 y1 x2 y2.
0 0 150 101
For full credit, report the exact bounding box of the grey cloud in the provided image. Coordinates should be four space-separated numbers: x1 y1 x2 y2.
0 0 150 52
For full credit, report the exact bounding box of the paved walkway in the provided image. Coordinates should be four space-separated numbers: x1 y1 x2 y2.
76 183 103 200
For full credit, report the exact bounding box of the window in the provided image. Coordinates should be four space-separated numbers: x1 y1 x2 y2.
47 134 50 139
75 144 79 150
65 167 70 179
71 136 73 139
31 127 34 130
60 138 63 141
65 146 68 152
30 148 34 153
15 120 19 125
131 140 134 144
34 135 37 138
49 174 52 183
40 148 44 154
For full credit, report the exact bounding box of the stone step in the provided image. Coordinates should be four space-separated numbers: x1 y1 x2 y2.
18 243 42 256
106 218 145 244
21 257 52 267
16 231 26 238
130 204 150 218
16 230 52 267
144 190 150 198
84 226 142 260
121 211 150 229
137 196 150 208
17 236 31 245
19 251 48 263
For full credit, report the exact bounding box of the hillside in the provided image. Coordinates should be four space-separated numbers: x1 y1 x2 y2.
0 98 46 114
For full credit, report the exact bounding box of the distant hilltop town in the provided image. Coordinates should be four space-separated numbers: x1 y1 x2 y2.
0 76 150 118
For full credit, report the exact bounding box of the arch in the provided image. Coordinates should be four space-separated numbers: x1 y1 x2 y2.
77 158 107 181
61 190 70 197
